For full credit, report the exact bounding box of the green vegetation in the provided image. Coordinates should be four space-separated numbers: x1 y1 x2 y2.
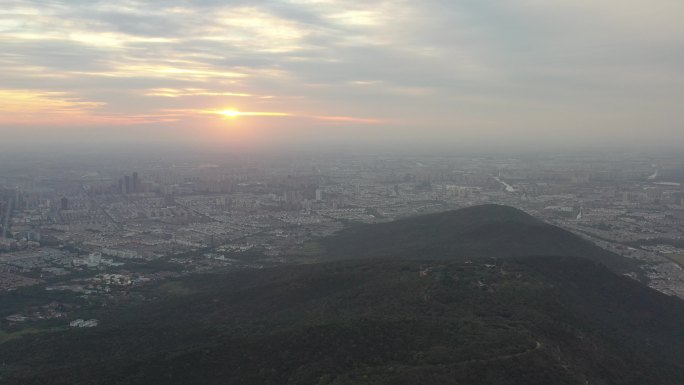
157 281 194 296
320 204 644 279
0 325 68 344
288 240 325 263
0 285 84 318
1 257 682 385
297 240 324 256
0 205 681 384
123 257 185 273
664 253 684 268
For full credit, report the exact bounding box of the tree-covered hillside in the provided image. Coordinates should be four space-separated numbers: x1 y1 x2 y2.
1 205 680 385
320 204 643 277
1 257 682 385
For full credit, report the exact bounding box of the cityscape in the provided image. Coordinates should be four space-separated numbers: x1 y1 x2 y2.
1 150 683 327
2 0 684 383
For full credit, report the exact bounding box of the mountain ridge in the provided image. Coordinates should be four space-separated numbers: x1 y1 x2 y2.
1 205 681 385
319 204 643 278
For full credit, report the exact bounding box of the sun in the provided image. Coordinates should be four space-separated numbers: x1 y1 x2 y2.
219 109 241 118
207 108 291 120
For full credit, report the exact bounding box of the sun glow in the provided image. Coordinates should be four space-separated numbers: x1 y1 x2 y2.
209 108 291 119
219 108 241 118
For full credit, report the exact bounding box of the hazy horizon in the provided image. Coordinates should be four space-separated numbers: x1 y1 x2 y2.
1 0 683 151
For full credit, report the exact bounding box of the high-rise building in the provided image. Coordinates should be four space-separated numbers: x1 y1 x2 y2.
124 175 131 194
132 172 139 193
60 197 69 210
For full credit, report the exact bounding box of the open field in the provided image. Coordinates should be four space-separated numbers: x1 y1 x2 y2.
663 253 684 268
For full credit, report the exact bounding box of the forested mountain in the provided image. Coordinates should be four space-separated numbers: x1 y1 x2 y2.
321 204 642 277
1 206 681 385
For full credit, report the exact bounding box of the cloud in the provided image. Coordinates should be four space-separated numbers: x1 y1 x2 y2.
144 88 254 98
313 115 387 124
0 88 104 116
0 0 683 146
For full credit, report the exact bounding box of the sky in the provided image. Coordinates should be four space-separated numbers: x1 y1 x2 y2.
1 0 683 152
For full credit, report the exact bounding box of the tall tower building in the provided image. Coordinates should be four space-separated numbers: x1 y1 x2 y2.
124 175 131 194
132 172 139 193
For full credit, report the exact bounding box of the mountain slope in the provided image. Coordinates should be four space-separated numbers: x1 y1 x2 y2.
1 257 682 385
320 204 642 277
1 206 681 384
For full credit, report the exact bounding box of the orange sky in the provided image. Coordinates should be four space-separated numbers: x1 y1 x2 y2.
1 0 684 149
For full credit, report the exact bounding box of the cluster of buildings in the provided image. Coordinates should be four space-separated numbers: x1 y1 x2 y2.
0 151 682 305
69 318 98 328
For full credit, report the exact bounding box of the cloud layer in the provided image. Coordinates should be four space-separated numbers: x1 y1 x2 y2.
1 0 683 148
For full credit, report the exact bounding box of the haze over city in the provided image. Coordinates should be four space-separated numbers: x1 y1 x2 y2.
2 0 684 151
2 2 684 384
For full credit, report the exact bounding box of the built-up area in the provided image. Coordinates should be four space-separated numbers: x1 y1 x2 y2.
1 151 683 326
